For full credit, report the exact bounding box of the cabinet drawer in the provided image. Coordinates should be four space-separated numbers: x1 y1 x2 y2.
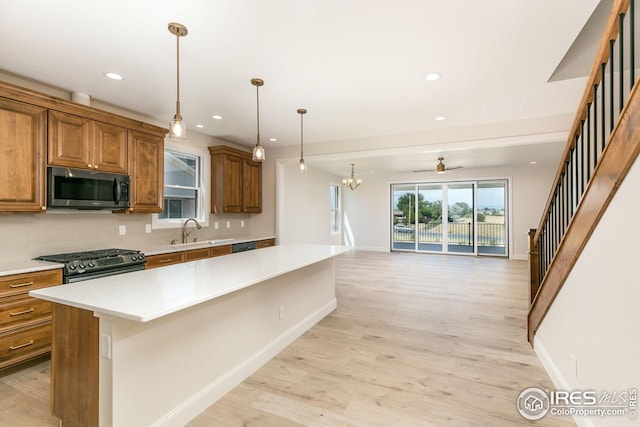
0 322 51 369
0 269 62 298
256 238 275 249
210 245 232 257
0 297 52 333
145 253 185 269
184 248 211 262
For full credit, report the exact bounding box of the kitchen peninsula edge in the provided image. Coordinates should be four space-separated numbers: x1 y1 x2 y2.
30 243 349 427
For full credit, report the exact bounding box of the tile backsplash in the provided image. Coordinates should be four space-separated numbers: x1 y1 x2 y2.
0 211 257 261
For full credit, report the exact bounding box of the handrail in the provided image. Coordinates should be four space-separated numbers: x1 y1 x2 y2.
528 0 640 343
534 0 629 244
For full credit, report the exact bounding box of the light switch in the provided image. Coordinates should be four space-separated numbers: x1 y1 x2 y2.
226 221 231 229
214 222 219 229
145 224 152 234
119 225 126 236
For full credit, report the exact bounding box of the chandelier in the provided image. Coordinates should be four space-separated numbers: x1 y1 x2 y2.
342 163 362 190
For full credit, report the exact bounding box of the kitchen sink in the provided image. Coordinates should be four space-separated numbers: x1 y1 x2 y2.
170 238 234 248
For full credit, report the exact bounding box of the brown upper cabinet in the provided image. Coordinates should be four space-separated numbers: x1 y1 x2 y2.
209 145 262 214
127 131 164 213
0 98 47 213
0 80 166 214
48 110 127 173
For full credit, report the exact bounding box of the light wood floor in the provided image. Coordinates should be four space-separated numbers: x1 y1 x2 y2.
0 251 574 426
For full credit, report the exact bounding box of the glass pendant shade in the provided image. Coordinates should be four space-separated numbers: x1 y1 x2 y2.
169 113 186 139
299 158 306 172
252 144 265 162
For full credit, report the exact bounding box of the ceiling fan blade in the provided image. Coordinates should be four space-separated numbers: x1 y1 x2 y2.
447 166 463 170
412 169 436 173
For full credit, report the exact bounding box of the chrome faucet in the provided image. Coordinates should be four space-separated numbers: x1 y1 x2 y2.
182 218 202 243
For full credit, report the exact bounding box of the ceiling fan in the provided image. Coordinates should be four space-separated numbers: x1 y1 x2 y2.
413 157 462 174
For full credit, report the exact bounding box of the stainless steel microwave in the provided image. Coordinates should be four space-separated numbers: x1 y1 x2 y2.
47 167 130 210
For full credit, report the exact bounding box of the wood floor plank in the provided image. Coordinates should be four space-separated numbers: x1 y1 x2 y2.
0 250 574 426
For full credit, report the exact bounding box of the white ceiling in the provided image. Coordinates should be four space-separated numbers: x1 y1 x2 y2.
0 0 605 173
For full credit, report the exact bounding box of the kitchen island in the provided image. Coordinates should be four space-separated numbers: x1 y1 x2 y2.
30 243 349 427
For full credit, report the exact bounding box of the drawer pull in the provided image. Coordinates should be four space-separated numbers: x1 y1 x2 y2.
9 281 34 289
10 308 35 317
158 259 173 264
9 340 34 351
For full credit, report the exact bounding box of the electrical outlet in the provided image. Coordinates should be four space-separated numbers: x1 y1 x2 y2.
118 225 126 236
241 220 245 228
214 221 219 229
226 221 231 229
101 334 112 359
145 224 151 234
278 306 285 320
570 354 578 377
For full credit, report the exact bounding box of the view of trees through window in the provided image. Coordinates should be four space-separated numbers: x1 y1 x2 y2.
391 181 506 255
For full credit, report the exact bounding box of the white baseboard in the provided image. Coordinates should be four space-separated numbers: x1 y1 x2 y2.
510 253 528 261
534 337 594 427
354 245 389 252
152 298 337 427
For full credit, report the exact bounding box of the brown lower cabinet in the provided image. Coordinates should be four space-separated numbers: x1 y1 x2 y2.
146 239 274 269
0 269 62 370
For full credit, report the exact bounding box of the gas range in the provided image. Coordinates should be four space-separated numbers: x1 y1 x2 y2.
36 248 146 283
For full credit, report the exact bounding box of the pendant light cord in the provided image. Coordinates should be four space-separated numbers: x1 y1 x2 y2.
256 84 260 146
300 112 304 159
176 31 181 116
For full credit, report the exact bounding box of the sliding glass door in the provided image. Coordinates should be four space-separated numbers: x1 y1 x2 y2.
477 181 507 255
391 180 508 256
447 183 475 254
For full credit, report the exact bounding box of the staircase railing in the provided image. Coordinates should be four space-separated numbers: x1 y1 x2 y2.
528 0 640 343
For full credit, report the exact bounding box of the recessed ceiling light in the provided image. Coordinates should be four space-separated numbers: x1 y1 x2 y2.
196 124 204 128
212 115 223 120
104 72 124 81
269 138 278 142
425 73 441 81
530 161 537 165
435 116 446 121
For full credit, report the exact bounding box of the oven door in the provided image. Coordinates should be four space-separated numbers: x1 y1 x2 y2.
65 264 145 283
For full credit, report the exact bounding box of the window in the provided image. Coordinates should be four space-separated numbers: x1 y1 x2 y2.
158 150 201 220
330 184 340 234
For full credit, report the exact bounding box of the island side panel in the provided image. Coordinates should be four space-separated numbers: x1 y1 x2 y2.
100 258 336 427
52 303 99 427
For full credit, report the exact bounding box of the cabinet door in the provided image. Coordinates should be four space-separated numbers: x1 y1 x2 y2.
128 131 163 213
222 155 243 213
0 99 46 213
243 159 262 213
48 110 92 169
92 121 127 173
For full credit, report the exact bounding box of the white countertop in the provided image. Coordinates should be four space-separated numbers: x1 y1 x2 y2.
30 244 350 323
0 260 65 277
142 236 275 256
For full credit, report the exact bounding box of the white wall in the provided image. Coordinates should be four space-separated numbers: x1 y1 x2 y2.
341 164 556 257
277 162 343 245
534 156 640 427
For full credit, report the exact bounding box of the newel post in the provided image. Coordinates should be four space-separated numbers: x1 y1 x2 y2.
528 229 539 305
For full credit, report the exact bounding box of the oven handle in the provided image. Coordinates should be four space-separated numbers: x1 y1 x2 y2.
65 263 145 283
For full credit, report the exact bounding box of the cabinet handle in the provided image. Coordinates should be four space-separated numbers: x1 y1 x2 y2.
9 281 34 289
10 308 35 317
9 340 34 351
158 259 173 264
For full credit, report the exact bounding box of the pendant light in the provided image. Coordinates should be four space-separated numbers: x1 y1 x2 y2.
297 108 307 172
342 163 362 190
251 78 265 162
168 22 188 139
